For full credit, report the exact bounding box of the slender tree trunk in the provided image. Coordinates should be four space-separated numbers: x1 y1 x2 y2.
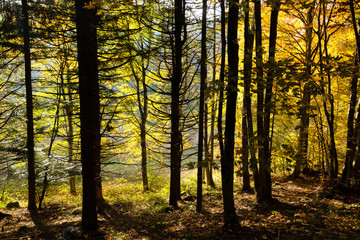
221 0 239 228
217 0 226 162
207 2 217 189
243 0 258 193
75 0 100 231
241 101 250 191
66 87 76 195
262 0 280 200
170 0 185 209
132 55 150 192
208 100 216 188
293 4 314 178
254 0 268 202
21 0 36 211
140 62 149 191
59 50 76 195
321 2 338 181
240 2 251 189
241 5 251 190
197 0 207 212
316 2 338 181
204 105 212 185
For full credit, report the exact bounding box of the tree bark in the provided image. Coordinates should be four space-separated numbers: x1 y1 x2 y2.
217 0 226 163
21 0 36 211
196 0 207 212
75 0 100 231
221 0 239 228
243 0 258 193
342 53 359 183
255 0 268 202
293 4 314 178
66 85 76 195
206 2 217 189
262 0 280 200
132 55 149 191
342 0 360 183
170 0 185 209
241 101 251 191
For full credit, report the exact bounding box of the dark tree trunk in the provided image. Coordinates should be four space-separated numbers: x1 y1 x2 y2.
342 0 360 183
170 0 185 209
208 101 216 188
132 55 149 192
254 0 268 202
262 0 280 200
204 105 212 185
21 0 36 211
75 0 100 231
320 2 338 181
221 0 239 229
342 53 359 183
140 64 149 192
243 0 258 193
217 0 226 162
241 5 251 189
241 101 251 191
196 0 207 212
206 2 217 189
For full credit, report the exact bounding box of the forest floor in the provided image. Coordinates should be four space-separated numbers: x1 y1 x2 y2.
0 175 360 240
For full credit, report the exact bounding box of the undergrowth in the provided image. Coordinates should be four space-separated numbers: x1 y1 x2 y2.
0 170 222 211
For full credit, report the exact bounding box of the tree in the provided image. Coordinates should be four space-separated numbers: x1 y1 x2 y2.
196 0 207 212
221 0 240 228
74 0 100 231
21 0 36 211
169 0 186 209
217 0 226 165
317 1 338 181
242 0 258 193
293 2 315 178
342 0 360 183
259 0 281 201
254 0 272 202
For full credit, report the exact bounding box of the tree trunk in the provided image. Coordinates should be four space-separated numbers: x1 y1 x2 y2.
241 9 251 190
254 0 268 202
217 0 226 162
206 2 217 189
132 54 149 192
75 0 100 231
170 0 185 209
342 53 359 183
262 0 280 200
342 0 360 183
140 66 149 192
243 0 258 193
60 54 76 195
67 87 76 195
196 0 207 212
241 101 251 191
293 4 314 178
21 0 36 211
221 0 239 228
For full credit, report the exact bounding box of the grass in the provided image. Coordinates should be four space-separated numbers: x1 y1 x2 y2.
1 172 360 239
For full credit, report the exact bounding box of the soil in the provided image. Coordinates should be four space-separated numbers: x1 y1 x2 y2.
0 176 360 240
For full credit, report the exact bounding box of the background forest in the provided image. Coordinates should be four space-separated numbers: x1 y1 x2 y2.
1 0 360 239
